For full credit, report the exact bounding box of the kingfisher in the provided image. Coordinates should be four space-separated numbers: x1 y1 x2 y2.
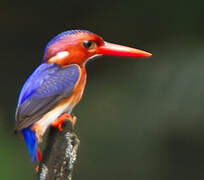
15 30 152 162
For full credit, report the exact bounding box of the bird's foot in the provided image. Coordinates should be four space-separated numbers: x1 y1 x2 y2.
36 165 39 173
52 113 77 131
35 148 42 173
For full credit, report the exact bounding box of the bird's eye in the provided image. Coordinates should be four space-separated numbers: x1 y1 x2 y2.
83 40 95 49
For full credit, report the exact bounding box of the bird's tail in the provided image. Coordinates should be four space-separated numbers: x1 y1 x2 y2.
21 127 41 162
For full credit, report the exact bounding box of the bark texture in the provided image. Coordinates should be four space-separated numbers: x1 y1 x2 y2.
37 120 80 180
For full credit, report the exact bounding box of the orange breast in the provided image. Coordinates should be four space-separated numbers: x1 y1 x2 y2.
56 66 87 109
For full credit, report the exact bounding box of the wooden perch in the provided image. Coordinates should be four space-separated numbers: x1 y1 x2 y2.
37 120 80 180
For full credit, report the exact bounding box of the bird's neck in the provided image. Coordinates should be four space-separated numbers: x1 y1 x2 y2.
70 66 87 105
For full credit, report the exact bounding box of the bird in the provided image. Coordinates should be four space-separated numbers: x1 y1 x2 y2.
15 29 152 162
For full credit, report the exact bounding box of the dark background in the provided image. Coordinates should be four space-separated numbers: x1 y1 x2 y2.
1 0 204 179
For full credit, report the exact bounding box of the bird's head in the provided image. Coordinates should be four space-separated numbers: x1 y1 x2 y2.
43 30 152 67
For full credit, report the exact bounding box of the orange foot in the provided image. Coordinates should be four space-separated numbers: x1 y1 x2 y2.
35 148 42 173
52 113 77 131
36 165 39 173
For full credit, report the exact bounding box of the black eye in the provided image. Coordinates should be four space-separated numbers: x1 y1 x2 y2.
83 40 93 48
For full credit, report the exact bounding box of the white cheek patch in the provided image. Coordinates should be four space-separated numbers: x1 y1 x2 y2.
49 51 70 61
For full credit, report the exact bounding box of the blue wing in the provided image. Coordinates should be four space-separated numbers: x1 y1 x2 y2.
15 63 80 130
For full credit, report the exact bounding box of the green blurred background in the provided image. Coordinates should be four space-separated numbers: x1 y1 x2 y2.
1 0 204 179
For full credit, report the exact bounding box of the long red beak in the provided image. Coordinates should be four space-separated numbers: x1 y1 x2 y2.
97 42 152 58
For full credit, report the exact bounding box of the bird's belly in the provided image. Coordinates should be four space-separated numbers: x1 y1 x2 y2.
33 99 73 138
33 67 87 140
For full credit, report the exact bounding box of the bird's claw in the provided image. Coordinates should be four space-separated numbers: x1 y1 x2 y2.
35 165 39 173
52 113 77 131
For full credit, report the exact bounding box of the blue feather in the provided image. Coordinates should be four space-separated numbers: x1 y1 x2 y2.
21 128 38 162
17 63 57 105
15 63 80 130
